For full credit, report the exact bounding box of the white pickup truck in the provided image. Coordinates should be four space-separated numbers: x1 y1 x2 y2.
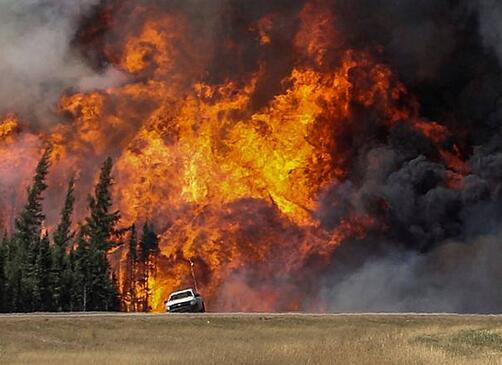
165 288 205 313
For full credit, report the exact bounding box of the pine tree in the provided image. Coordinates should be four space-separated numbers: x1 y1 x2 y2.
5 242 22 311
138 222 159 312
7 146 52 312
74 158 120 311
53 175 75 248
60 254 74 311
86 244 113 310
32 233 53 311
52 176 75 311
86 157 120 252
71 227 90 311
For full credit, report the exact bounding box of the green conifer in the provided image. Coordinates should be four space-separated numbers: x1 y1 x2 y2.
52 176 75 311
32 233 53 311
8 146 52 312
86 157 120 252
74 158 120 311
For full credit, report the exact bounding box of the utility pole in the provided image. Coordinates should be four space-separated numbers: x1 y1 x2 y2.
189 259 199 293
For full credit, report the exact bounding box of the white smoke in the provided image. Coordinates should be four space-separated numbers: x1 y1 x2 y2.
0 0 125 125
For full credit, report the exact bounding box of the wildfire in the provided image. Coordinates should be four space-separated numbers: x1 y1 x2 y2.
0 114 19 139
0 0 469 312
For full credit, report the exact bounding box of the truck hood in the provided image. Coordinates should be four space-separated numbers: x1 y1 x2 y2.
166 297 195 306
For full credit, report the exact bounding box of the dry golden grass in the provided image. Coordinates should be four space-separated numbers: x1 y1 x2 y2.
0 313 501 364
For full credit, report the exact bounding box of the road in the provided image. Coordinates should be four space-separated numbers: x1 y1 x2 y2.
0 311 500 318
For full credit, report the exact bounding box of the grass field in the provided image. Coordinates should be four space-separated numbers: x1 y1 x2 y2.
0 313 501 364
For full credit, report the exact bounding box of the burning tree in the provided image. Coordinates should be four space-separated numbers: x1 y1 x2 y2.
121 224 138 312
119 222 160 312
137 222 159 312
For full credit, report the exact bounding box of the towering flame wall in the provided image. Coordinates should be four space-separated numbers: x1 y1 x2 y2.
1 0 502 312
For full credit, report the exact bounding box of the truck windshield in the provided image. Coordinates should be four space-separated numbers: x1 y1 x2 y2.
170 291 192 301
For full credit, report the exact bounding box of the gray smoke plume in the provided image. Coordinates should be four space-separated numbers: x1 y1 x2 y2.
315 131 502 313
322 235 502 313
478 0 502 65
301 0 502 313
0 0 125 126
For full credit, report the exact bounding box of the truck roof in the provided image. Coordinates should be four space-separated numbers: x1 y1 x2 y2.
169 288 195 296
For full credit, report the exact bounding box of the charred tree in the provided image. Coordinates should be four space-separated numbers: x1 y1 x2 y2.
122 224 139 312
138 222 159 312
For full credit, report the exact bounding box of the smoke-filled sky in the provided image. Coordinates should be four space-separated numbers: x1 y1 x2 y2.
314 0 502 313
1 0 502 313
0 0 125 124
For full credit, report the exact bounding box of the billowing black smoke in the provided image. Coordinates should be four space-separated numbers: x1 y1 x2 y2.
314 0 502 312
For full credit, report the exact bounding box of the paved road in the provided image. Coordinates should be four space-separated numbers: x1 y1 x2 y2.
0 312 500 319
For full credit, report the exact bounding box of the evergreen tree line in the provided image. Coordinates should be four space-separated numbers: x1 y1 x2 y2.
0 146 159 312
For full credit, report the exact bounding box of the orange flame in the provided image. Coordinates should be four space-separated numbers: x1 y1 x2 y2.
0 1 469 311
